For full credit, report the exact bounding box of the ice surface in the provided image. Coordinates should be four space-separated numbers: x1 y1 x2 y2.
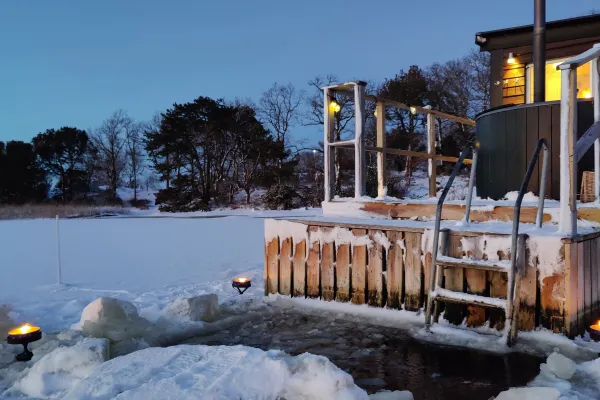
7 338 108 399
163 294 219 322
61 345 371 400
368 390 414 400
494 387 560 400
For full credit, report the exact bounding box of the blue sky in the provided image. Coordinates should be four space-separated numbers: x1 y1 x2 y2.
0 0 597 145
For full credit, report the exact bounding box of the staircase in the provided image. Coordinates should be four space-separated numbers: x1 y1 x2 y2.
424 139 549 346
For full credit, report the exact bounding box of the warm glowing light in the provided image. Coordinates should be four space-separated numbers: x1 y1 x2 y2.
234 277 250 283
582 89 592 99
374 110 377 117
591 320 600 330
409 107 417 115
329 101 341 113
507 52 516 64
9 324 40 336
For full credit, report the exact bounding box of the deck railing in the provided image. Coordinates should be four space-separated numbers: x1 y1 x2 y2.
322 81 476 202
558 44 600 235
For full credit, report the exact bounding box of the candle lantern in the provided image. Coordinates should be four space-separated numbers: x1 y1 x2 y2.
7 324 42 361
232 277 252 294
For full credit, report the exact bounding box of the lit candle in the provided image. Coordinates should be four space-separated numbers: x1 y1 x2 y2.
7 323 42 362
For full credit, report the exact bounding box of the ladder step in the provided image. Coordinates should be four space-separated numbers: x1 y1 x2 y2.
436 255 511 273
432 288 507 310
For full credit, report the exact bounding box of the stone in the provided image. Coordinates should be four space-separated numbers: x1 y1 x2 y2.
80 297 152 342
164 294 219 322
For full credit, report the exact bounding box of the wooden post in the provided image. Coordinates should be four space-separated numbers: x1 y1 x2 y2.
354 83 366 199
593 56 600 203
386 231 403 309
427 114 437 198
559 68 578 235
351 229 368 304
404 232 422 311
307 227 321 298
376 102 387 198
323 88 335 202
321 229 335 301
336 243 351 302
293 236 307 297
279 237 293 295
564 241 579 337
367 230 384 307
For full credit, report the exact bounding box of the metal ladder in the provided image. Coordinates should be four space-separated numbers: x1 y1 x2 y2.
424 139 549 346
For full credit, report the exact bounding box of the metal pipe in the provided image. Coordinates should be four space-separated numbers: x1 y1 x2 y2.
533 0 546 103
536 143 549 228
464 148 478 224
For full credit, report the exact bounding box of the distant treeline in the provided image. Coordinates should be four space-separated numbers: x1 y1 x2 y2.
0 50 489 210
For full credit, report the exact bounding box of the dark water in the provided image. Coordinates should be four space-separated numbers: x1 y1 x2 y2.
185 308 543 399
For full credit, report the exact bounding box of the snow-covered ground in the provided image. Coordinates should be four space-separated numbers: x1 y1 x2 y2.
1 210 600 399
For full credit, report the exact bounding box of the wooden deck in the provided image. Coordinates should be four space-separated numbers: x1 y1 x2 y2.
264 217 600 338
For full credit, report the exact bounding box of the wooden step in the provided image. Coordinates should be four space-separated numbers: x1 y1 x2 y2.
436 255 511 273
431 287 507 309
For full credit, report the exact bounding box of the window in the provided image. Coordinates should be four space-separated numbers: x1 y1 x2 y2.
527 58 593 103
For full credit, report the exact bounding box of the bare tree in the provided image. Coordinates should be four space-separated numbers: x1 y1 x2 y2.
125 120 145 203
92 110 130 201
258 83 304 147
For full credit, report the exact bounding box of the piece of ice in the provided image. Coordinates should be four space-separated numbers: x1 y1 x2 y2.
163 294 219 322
544 351 577 380
369 390 414 400
494 387 560 400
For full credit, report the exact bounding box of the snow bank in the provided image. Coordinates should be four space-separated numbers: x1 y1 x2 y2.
62 345 371 400
494 387 560 400
7 338 109 399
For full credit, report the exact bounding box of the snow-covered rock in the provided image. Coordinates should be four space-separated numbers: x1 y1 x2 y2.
0 304 14 337
62 344 369 399
544 351 577 380
8 338 109 399
494 387 560 400
163 294 219 322
79 297 153 342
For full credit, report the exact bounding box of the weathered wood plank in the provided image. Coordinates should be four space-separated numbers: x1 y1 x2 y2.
292 238 307 297
518 243 537 332
585 240 593 329
578 241 585 334
266 237 279 295
351 229 368 305
564 241 579 337
404 232 422 311
336 243 351 302
321 228 335 301
367 230 384 307
306 227 320 298
463 235 487 328
488 246 510 330
443 234 466 325
386 231 403 309
592 238 599 324
279 237 293 295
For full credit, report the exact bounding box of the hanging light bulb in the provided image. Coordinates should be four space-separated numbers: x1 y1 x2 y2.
329 100 341 113
507 53 516 64
409 106 417 115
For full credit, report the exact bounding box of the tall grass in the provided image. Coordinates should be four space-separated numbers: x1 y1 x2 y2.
0 204 128 220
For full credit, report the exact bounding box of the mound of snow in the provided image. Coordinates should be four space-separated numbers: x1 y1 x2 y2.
494 387 560 400
0 304 14 338
9 338 109 399
163 294 219 322
79 297 153 342
63 345 370 399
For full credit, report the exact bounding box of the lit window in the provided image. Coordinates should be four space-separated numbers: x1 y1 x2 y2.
527 58 592 103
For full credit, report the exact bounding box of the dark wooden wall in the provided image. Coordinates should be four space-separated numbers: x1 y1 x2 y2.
476 100 595 200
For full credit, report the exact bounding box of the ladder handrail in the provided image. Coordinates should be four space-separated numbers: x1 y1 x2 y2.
425 145 476 329
507 138 549 336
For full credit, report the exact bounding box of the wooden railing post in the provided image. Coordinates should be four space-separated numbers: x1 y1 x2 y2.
376 102 386 198
427 113 437 198
354 83 367 199
559 68 578 235
593 55 600 203
323 87 335 202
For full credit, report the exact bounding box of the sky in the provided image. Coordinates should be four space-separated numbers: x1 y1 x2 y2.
0 0 598 145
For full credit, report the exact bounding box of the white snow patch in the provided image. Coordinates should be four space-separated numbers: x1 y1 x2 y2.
528 236 564 283
61 345 370 400
264 219 309 246
494 387 560 400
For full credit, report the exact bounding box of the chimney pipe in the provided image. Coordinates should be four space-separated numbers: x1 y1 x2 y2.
533 0 546 102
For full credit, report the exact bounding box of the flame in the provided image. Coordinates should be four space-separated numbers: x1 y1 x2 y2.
582 89 592 99
9 323 40 336
591 320 600 330
235 278 249 283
